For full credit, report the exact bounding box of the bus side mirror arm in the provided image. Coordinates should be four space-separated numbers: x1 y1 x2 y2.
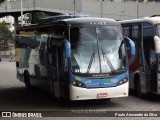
154 36 160 54
124 36 135 66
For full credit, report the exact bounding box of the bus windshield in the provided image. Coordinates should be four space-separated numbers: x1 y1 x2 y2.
70 25 126 75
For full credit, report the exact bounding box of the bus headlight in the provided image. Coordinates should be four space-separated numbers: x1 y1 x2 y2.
72 81 76 86
117 78 128 86
72 80 86 88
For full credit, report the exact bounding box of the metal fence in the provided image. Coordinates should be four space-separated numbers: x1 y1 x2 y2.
0 50 15 62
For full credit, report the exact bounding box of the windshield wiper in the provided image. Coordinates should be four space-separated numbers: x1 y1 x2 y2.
87 45 95 73
101 46 115 74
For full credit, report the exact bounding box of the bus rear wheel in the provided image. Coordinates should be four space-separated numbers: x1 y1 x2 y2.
136 81 147 99
24 70 31 90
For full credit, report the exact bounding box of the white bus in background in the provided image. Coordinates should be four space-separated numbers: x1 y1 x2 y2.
120 16 160 98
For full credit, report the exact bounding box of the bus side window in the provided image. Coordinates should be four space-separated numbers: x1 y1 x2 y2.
122 26 130 37
122 25 131 47
131 24 143 69
132 24 142 46
143 22 154 66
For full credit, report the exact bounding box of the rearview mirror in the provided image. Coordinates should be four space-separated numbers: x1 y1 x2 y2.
154 36 160 53
119 48 122 59
65 40 71 58
124 36 135 57
118 41 123 59
124 36 135 66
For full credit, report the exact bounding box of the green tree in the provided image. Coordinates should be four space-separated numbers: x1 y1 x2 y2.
0 22 14 50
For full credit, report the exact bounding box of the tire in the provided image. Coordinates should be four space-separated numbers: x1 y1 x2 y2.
24 70 32 90
136 81 147 99
50 80 55 97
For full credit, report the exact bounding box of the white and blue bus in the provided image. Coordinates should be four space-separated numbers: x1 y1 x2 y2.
120 16 160 98
15 15 135 101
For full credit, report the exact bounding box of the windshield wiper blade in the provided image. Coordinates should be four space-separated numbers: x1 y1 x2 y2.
87 46 95 73
101 46 115 73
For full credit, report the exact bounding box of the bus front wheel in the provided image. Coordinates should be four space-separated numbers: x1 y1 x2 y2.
136 81 147 99
24 70 31 90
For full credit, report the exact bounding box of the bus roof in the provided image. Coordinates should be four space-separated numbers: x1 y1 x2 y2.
61 17 119 26
119 16 160 25
17 17 119 31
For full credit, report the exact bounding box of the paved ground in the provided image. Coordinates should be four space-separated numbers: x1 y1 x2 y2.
0 62 160 120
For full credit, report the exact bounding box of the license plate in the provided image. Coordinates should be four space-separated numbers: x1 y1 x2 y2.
97 93 108 98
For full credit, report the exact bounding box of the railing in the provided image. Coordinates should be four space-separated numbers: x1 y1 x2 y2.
0 50 15 62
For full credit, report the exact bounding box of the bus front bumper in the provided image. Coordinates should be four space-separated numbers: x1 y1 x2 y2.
69 82 128 101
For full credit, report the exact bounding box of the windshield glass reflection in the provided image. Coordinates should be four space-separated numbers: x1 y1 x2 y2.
70 25 126 75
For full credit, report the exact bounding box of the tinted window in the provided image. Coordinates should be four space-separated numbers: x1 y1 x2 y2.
143 23 154 37
143 22 154 50
132 24 142 45
122 26 130 37
143 22 154 66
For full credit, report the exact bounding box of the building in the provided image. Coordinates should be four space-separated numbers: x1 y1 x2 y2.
0 0 160 25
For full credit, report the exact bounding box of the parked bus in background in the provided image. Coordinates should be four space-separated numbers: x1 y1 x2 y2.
120 16 160 98
15 15 135 101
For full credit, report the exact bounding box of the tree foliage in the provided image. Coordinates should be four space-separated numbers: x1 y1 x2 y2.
24 11 50 24
0 22 14 50
0 0 5 4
